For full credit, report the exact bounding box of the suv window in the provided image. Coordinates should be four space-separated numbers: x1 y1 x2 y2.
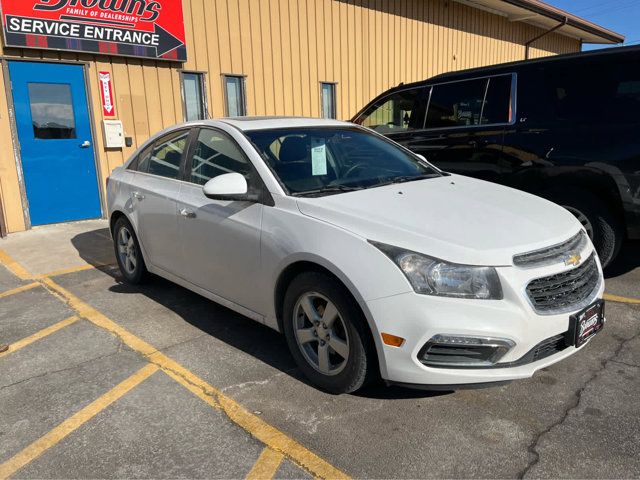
147 130 189 179
359 88 427 133
425 78 487 128
188 129 251 185
481 75 512 125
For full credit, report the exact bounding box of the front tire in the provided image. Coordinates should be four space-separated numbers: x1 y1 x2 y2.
282 272 374 394
113 216 147 284
551 191 623 269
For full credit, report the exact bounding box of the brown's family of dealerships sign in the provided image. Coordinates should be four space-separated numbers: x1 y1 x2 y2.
0 0 186 61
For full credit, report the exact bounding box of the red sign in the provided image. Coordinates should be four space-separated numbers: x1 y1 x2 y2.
99 71 116 117
0 0 187 62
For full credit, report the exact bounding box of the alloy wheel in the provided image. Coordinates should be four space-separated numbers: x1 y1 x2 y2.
293 292 350 376
117 226 138 275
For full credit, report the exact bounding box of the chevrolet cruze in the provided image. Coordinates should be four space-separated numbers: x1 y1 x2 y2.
107 117 605 393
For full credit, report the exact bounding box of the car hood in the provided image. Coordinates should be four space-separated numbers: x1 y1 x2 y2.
295 174 582 266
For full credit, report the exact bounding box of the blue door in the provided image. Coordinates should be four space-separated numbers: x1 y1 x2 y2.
9 62 102 226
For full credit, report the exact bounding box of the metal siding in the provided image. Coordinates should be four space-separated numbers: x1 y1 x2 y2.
0 0 580 233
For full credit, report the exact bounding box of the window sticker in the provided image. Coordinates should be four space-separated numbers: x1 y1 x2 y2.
311 138 328 176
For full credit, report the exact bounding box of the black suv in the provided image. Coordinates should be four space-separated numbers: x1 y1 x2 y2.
352 46 640 268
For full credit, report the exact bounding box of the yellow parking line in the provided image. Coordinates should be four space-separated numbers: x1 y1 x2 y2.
35 263 116 279
0 364 158 479
0 250 32 280
604 293 640 305
0 316 79 359
39 277 349 480
0 282 39 299
246 447 285 480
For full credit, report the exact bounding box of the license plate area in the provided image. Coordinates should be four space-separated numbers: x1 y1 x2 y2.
567 300 605 348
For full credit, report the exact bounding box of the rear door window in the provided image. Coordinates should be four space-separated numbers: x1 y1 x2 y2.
425 78 487 128
358 87 427 134
146 130 190 180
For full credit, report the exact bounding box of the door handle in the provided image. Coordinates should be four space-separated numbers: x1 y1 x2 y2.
80 140 91 148
132 191 145 200
179 208 196 219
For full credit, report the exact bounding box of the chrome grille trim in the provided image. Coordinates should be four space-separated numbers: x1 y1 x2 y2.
513 231 588 268
525 253 601 315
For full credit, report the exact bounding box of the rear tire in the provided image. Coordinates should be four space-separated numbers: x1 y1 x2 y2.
282 272 375 394
113 216 148 284
550 191 623 269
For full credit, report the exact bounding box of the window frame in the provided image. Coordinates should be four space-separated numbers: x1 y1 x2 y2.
222 74 247 117
180 71 209 122
320 81 338 119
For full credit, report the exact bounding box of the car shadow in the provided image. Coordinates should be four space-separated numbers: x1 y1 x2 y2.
605 240 640 279
71 228 451 399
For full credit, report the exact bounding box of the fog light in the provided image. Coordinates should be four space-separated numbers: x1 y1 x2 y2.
381 332 405 347
419 334 514 368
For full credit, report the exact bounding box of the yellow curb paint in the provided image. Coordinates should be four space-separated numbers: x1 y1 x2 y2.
604 293 640 305
0 250 32 280
0 364 158 479
246 447 285 480
40 277 350 480
0 316 79 359
0 282 39 299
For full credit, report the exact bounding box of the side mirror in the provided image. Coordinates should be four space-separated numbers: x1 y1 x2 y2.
416 153 427 162
203 173 249 200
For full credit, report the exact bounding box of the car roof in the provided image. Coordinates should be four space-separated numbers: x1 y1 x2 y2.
215 116 354 131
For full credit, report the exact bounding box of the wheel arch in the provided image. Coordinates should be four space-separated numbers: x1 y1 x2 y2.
273 257 385 378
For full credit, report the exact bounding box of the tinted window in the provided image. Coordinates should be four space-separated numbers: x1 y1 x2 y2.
481 75 512 124
147 130 189 179
425 78 487 128
189 129 250 185
28 83 76 139
359 88 427 133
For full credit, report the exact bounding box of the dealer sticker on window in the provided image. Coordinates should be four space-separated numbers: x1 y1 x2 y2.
311 138 328 176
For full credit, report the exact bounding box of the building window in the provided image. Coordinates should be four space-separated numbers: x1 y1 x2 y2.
320 82 337 119
182 72 207 121
223 75 246 117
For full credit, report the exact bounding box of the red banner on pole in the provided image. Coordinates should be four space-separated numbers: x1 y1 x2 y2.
0 0 187 62
99 71 116 118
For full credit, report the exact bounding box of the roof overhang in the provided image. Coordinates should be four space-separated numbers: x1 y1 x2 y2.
454 0 624 44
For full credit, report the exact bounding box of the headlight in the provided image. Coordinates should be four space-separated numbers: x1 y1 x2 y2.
370 241 503 300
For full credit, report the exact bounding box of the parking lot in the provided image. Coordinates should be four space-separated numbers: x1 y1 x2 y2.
1 220 639 479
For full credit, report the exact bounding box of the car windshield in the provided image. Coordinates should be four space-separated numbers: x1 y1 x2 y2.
244 127 442 196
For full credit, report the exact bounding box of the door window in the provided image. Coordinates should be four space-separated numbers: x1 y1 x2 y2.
28 83 76 139
147 130 189 179
480 75 513 125
425 79 487 128
188 129 251 185
358 88 427 133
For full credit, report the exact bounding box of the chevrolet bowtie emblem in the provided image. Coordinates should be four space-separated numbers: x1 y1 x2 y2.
564 254 582 267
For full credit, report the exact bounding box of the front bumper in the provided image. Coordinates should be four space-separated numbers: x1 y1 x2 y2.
365 256 605 386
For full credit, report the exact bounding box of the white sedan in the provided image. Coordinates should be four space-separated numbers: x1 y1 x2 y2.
107 117 605 393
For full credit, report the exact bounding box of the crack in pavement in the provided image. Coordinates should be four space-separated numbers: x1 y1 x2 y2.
0 348 127 393
518 328 640 479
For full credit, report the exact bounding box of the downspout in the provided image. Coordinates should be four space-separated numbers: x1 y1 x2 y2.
525 17 568 59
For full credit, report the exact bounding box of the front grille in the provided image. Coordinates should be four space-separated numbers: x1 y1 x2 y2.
513 231 587 268
526 253 600 314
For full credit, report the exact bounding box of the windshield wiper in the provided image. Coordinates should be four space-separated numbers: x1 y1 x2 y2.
373 173 440 188
293 185 365 197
